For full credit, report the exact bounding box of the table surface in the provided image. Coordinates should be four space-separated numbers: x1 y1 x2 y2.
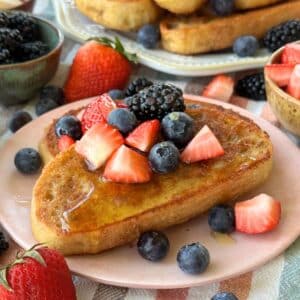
0 1 299 299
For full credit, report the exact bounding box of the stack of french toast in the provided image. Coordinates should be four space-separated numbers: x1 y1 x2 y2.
75 0 300 54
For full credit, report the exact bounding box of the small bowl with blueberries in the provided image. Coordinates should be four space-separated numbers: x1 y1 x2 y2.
0 10 64 105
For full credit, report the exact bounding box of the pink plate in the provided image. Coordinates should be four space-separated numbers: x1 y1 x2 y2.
0 95 300 289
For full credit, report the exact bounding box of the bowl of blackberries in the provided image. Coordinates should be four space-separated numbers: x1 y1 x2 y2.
0 10 64 105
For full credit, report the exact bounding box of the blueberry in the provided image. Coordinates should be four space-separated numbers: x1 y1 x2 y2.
108 108 137 134
161 112 195 148
208 205 235 233
211 292 238 300
35 98 59 116
149 141 180 174
137 24 160 49
108 89 125 100
39 85 64 105
233 35 259 57
137 231 170 261
177 243 210 275
55 115 83 140
210 0 234 16
14 148 42 174
8 111 32 133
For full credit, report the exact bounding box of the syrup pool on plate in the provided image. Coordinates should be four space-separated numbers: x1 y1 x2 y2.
211 231 235 245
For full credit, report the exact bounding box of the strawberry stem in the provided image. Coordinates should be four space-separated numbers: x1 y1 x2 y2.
0 244 46 292
88 36 138 63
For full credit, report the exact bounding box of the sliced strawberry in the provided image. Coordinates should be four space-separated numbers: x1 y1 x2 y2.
287 64 300 99
58 135 75 152
103 145 151 183
98 93 117 120
265 64 294 87
75 122 124 170
81 94 116 132
116 100 128 108
235 194 281 234
181 125 224 164
202 75 234 102
125 120 160 152
281 43 300 65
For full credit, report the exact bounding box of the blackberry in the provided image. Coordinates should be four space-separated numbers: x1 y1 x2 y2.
0 48 12 65
21 41 49 61
8 12 39 42
125 83 185 121
0 232 9 255
264 20 300 52
0 11 9 27
125 77 153 97
0 28 23 52
235 73 266 101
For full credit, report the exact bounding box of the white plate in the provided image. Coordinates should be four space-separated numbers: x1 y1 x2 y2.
0 96 300 289
52 0 270 76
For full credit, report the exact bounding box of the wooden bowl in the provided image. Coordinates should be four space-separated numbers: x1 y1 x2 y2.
264 44 300 137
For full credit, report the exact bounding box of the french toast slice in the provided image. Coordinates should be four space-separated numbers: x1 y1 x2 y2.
235 0 283 10
31 100 272 255
160 1 300 54
74 0 162 32
153 0 206 14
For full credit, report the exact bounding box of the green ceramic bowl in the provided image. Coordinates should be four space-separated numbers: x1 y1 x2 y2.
0 13 64 105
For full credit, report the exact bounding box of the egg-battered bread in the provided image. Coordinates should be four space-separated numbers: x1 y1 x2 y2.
74 0 162 31
235 0 283 10
32 99 272 255
153 0 206 14
160 1 300 54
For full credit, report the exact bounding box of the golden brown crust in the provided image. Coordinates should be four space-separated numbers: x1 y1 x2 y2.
32 100 273 255
160 1 300 54
75 0 163 31
153 0 206 14
235 0 282 10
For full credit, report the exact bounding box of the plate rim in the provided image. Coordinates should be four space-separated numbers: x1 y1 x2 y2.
0 95 300 289
52 0 271 77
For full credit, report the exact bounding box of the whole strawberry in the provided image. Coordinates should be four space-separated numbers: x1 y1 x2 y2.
0 245 76 300
64 37 137 103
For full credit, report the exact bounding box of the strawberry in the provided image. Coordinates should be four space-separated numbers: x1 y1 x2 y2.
264 64 294 87
75 122 124 170
202 75 234 102
81 94 116 132
58 135 75 152
287 64 300 99
281 43 300 64
0 245 76 300
235 194 281 234
103 145 152 183
64 37 137 103
181 125 224 164
125 119 160 152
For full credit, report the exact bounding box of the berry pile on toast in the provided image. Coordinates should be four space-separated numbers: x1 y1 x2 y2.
32 82 273 255
75 0 300 55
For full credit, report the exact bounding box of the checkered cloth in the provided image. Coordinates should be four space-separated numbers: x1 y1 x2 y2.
0 1 299 299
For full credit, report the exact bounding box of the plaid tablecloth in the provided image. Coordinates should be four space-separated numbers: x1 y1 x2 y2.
0 1 299 299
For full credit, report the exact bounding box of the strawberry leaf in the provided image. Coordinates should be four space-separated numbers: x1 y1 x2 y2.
88 36 138 64
0 268 12 292
23 249 47 267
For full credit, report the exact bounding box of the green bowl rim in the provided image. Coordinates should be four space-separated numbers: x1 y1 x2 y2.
0 12 64 69
264 42 300 108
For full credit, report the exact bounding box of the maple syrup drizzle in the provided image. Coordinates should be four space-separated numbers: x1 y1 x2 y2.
211 231 235 245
